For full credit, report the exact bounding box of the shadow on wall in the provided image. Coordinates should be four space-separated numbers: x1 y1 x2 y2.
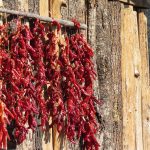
125 0 150 8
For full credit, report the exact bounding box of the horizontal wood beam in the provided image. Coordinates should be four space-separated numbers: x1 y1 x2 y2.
119 0 150 8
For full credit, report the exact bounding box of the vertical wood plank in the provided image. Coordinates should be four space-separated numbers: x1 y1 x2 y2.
39 0 53 150
121 7 143 150
18 0 28 11
3 0 18 10
96 1 123 149
52 124 61 150
108 2 123 149
87 1 103 149
121 7 135 150
65 0 87 37
138 11 150 150
49 0 67 18
40 0 49 16
67 0 86 23
28 0 39 14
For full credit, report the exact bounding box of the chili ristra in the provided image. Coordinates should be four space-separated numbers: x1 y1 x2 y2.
0 19 100 150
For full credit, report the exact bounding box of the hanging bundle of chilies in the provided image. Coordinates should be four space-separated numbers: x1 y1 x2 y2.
0 18 100 150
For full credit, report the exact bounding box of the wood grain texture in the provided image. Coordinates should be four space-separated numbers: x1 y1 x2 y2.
121 7 143 150
49 0 67 18
3 0 18 10
4 1 150 150
138 11 150 150
119 0 150 8
67 0 86 23
28 0 39 14
96 1 123 150
39 0 49 16
121 7 136 150
87 0 101 149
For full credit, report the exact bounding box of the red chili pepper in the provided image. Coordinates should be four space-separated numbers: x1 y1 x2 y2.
72 19 80 29
0 101 14 149
1 19 100 149
58 30 100 149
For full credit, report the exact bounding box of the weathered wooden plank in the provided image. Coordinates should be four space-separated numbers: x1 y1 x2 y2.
3 0 18 10
28 0 39 14
67 0 86 23
108 2 123 149
39 0 49 16
121 6 143 150
138 11 150 150
121 7 136 150
87 1 102 149
96 0 123 150
132 13 143 150
49 0 67 18
42 123 53 150
119 0 150 8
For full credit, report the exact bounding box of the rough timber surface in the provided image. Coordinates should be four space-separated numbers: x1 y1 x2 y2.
139 11 150 150
121 6 146 150
96 1 123 149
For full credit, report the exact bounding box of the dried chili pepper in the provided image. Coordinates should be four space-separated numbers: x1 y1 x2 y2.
45 21 65 132
57 19 100 149
1 18 100 150
1 20 48 144
0 100 14 149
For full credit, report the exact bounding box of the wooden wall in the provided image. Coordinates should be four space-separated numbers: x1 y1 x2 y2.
121 5 150 150
95 1 123 149
60 0 123 149
1 0 150 150
139 11 150 150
